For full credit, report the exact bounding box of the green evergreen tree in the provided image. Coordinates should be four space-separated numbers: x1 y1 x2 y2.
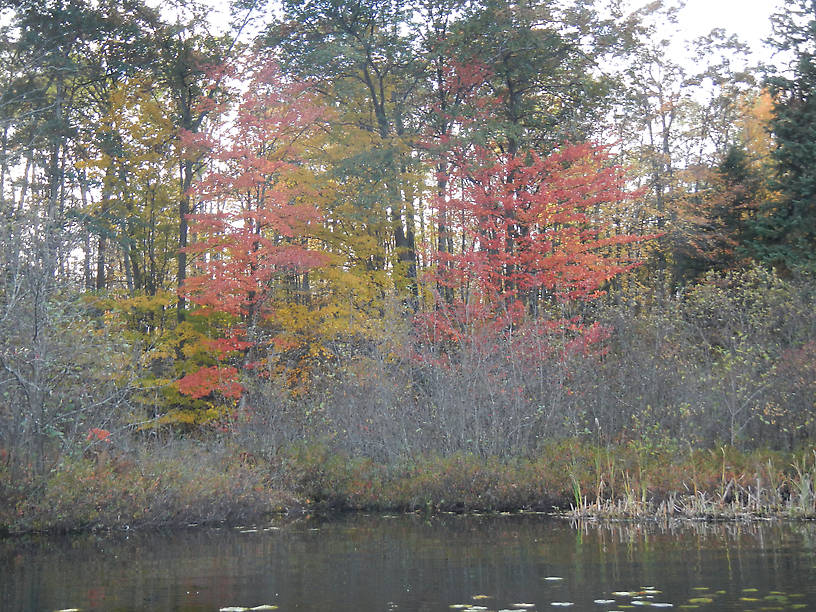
758 0 816 269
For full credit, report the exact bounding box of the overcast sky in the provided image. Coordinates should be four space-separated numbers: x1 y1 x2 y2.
169 0 789 73
642 0 785 64
676 0 781 47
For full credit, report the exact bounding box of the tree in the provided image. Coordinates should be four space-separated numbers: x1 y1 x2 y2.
615 11 760 285
757 0 816 270
266 0 421 298
680 90 777 277
0 0 163 468
177 54 328 403
450 0 624 154
426 138 651 336
80 78 182 296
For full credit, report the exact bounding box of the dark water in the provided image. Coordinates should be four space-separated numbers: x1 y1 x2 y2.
3 514 816 611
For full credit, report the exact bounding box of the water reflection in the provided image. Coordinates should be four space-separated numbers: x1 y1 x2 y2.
2 515 816 611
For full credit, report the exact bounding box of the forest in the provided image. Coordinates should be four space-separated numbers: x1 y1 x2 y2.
1 0 816 532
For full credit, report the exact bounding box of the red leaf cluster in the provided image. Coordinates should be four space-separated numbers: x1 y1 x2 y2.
427 141 654 334
177 365 242 400
176 53 328 400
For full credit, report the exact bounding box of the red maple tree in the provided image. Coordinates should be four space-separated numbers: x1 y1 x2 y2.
421 64 654 344
177 53 328 400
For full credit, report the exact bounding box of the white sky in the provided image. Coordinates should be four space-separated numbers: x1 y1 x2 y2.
635 0 785 64
0 0 788 54
675 0 782 46
171 0 787 70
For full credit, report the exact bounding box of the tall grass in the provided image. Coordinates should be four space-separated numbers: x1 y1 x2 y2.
4 440 814 535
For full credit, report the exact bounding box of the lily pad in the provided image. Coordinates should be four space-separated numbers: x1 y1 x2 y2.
763 594 787 602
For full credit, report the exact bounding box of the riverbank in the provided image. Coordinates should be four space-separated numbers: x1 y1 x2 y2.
2 440 815 535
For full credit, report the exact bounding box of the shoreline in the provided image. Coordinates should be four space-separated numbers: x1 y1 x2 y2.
3 441 815 537
2 507 815 540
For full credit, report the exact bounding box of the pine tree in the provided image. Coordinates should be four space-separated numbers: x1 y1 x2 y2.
758 0 816 270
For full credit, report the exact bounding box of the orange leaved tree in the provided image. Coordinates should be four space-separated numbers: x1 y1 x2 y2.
177 53 328 404
424 139 652 341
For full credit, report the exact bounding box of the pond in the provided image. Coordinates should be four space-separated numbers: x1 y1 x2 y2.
3 514 816 611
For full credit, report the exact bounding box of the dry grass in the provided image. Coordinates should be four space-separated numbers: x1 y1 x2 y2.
3 440 815 535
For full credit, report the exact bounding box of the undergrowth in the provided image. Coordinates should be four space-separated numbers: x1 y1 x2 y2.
2 440 815 535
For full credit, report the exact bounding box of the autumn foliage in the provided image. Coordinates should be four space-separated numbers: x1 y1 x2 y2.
170 53 656 405
177 56 328 400
424 142 652 341
8 0 816 537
